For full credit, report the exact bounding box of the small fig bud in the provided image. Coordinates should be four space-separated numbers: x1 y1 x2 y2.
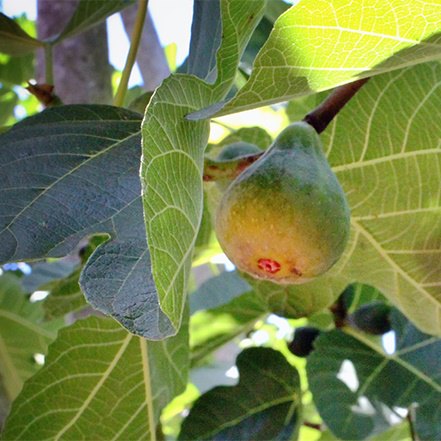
349 302 392 335
288 326 321 357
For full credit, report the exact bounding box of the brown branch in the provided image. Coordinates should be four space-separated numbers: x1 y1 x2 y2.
303 421 322 431
303 78 370 133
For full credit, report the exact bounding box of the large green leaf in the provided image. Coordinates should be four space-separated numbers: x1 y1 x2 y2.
307 309 441 440
179 347 301 440
322 61 441 335
0 273 58 402
54 0 135 43
141 0 266 335
0 105 174 339
0 13 43 56
211 0 441 117
2 314 189 440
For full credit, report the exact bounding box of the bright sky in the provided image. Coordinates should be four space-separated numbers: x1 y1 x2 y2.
0 0 193 86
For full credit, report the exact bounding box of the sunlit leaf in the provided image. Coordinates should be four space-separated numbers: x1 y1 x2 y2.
323 62 441 335
0 273 58 402
2 314 189 439
0 105 174 339
0 13 43 56
141 0 266 335
214 0 441 117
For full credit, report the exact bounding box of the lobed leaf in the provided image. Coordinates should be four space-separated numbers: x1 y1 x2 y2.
213 0 441 117
307 309 441 440
2 314 189 440
0 104 174 339
141 0 266 335
323 62 441 335
179 347 301 440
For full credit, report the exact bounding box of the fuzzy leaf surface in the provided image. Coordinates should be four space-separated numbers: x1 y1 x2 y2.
0 105 174 339
141 0 265 334
323 62 441 335
215 0 441 117
2 315 189 440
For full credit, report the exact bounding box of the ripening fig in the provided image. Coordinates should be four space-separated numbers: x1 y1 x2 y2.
215 122 350 284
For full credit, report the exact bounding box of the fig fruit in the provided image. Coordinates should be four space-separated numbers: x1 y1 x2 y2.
288 326 321 357
349 302 392 335
215 122 350 284
217 142 261 161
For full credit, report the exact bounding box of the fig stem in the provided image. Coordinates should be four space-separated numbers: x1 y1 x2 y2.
303 78 370 134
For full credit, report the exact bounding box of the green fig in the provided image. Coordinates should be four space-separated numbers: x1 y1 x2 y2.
216 142 261 161
215 122 350 284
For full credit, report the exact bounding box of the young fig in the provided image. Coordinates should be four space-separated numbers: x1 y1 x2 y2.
215 122 350 284
288 326 321 357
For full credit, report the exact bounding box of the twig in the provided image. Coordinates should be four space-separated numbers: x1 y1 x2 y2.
303 421 322 431
303 78 370 134
113 0 149 107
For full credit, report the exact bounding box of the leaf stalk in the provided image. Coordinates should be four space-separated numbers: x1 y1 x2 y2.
113 0 149 107
44 42 54 85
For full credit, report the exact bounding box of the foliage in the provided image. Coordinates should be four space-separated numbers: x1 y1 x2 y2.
0 0 440 440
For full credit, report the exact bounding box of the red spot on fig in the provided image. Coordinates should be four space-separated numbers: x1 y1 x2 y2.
291 267 303 277
258 258 281 274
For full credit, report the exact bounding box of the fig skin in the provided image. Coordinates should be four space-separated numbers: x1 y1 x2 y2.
217 142 261 161
215 122 350 284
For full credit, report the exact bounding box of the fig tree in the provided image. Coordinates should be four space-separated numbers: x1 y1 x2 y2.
215 122 350 284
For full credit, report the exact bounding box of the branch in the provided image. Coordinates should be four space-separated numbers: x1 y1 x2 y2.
303 78 370 134
113 0 149 107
